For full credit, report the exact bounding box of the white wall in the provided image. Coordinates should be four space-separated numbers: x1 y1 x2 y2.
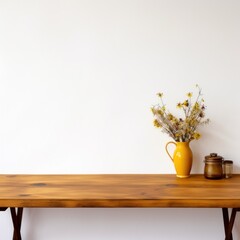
0 0 240 239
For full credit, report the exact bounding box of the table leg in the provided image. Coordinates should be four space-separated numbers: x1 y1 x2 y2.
225 208 240 240
222 208 233 240
10 208 23 240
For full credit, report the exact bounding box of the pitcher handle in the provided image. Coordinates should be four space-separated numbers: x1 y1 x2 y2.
165 141 176 162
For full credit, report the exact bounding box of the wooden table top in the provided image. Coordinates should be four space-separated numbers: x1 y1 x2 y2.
0 174 239 208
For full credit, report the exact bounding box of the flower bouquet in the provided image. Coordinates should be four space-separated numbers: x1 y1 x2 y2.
151 85 209 142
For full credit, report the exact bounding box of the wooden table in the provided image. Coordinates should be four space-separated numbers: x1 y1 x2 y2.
0 174 239 240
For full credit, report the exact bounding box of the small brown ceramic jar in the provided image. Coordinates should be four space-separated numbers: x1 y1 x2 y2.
204 153 223 179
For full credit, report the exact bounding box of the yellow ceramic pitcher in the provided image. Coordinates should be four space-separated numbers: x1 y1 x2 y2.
165 141 193 178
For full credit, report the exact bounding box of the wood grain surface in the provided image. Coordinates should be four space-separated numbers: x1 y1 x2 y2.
0 174 239 208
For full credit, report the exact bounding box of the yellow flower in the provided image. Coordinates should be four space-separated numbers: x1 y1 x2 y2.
176 102 182 108
157 109 164 116
187 92 192 98
182 100 189 107
157 93 163 98
175 133 181 138
167 114 173 120
172 118 178 124
193 102 200 110
153 119 162 128
151 107 156 115
193 132 201 140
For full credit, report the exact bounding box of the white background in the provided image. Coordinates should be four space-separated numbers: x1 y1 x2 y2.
0 0 240 239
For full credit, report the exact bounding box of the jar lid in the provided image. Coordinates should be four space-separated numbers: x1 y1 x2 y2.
205 153 223 162
223 160 233 164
